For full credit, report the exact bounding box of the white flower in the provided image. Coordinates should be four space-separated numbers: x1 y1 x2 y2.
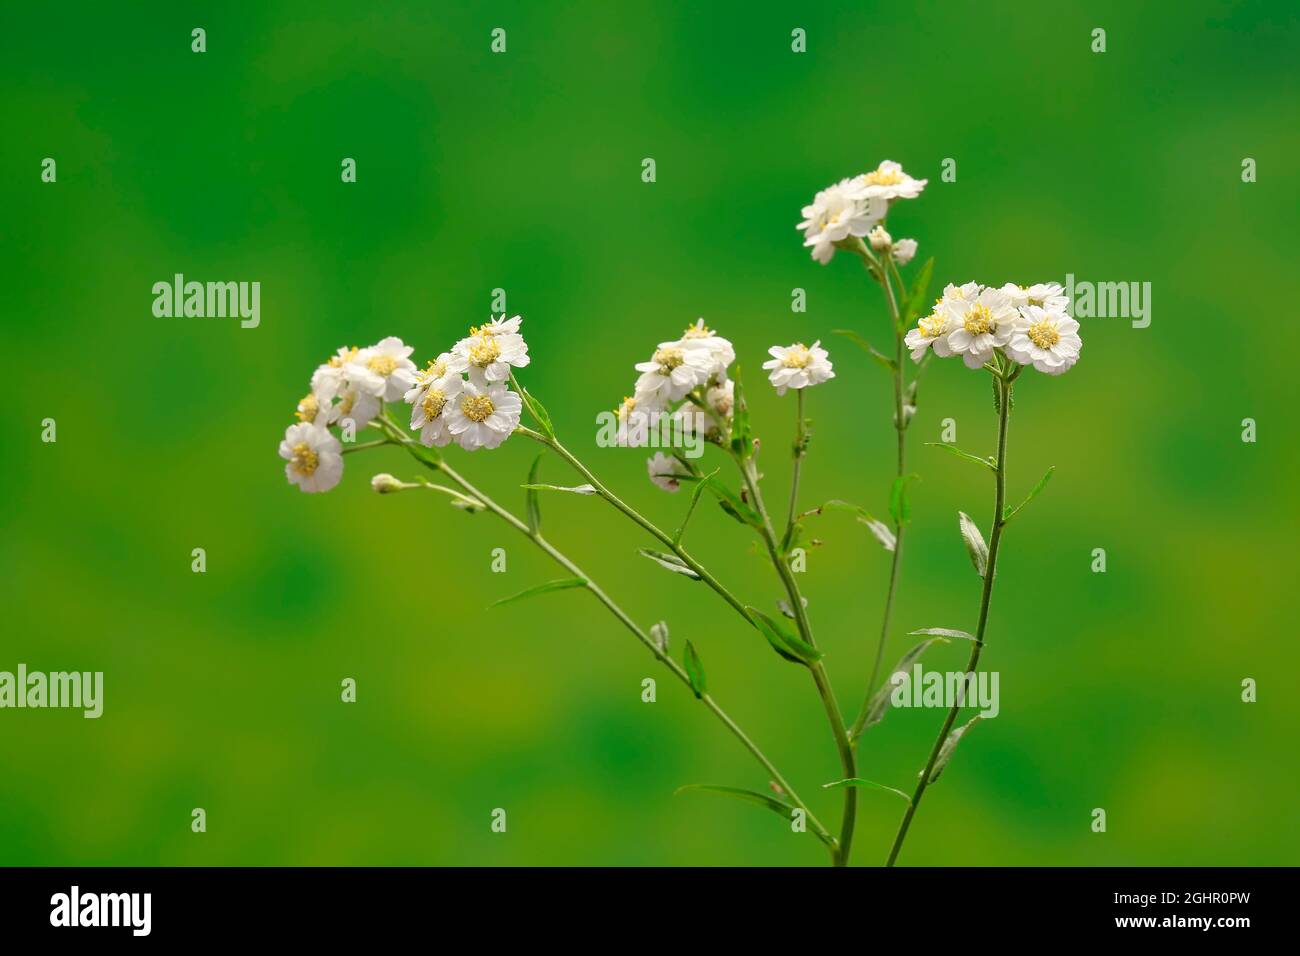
999 282 1069 313
904 310 957 363
855 160 927 201
346 336 417 401
443 373 522 450
893 238 918 266
678 319 735 381
633 342 714 409
310 346 361 401
280 422 343 494
407 369 464 448
294 391 329 425
647 452 690 493
450 316 530 383
326 385 380 429
762 341 835 395
1005 306 1082 375
941 286 1018 368
674 379 734 440
868 225 893 252
797 178 886 264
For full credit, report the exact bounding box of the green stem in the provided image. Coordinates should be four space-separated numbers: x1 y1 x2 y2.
885 368 1013 867
781 388 806 550
735 449 858 866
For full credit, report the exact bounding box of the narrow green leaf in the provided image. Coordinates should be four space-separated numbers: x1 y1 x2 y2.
706 479 761 527
821 778 912 803
1003 466 1055 523
859 516 897 552
490 577 587 608
729 366 751 458
928 714 985 783
958 511 988 577
901 257 935 327
831 329 897 371
520 482 597 495
638 548 701 580
746 606 822 666
888 473 920 526
860 636 951 733
683 640 707 698
909 627 977 642
925 442 996 472
673 468 719 545
674 784 793 819
517 382 555 439
525 455 543 533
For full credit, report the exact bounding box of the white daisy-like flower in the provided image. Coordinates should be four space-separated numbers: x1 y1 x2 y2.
294 391 329 426
999 282 1069 313
678 319 735 381
893 238 918 266
326 385 380 428
443 373 522 451
797 178 886 265
408 370 465 448
855 160 927 201
1005 306 1082 375
310 346 361 401
280 422 344 494
904 310 957 363
346 336 417 401
647 452 690 493
450 317 530 383
674 378 734 440
633 342 715 409
403 353 455 404
941 286 1018 369
762 341 835 396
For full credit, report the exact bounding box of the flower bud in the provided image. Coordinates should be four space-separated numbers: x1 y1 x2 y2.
893 238 918 266
868 225 893 252
370 473 405 494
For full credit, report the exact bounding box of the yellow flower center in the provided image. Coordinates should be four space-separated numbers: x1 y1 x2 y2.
682 322 713 339
419 358 447 382
1027 319 1061 349
367 354 399 376
918 314 946 338
864 164 904 186
617 396 637 418
653 347 684 372
469 336 502 368
291 442 319 476
328 347 359 368
782 345 812 369
963 304 994 335
295 394 319 423
339 393 355 415
461 393 495 423
422 388 447 420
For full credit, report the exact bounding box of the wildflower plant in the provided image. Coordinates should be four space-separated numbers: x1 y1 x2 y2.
274 159 1080 866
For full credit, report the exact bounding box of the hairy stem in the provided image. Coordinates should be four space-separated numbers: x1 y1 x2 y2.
885 368 1013 867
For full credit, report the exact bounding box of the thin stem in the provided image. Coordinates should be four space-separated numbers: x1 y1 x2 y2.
885 370 1013 867
341 438 392 455
373 419 837 854
734 449 858 866
782 388 806 550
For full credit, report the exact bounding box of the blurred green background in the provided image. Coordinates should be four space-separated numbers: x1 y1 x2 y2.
3 0 1297 866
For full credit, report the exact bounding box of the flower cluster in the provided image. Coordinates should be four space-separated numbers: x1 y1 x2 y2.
278 318 531 494
798 160 926 264
904 283 1082 375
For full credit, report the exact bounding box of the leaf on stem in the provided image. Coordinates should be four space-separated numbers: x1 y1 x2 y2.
821 778 911 803
525 455 543 533
489 577 587 608
909 627 977 642
672 468 720 545
683 640 707 697
927 714 985 784
729 366 752 459
860 517 897 552
958 511 989 577
804 499 895 551
638 548 702 580
831 329 897 371
1003 466 1055 523
746 606 822 666
901 257 935 327
860 636 951 733
520 482 597 495
926 442 996 472
888 474 920 526
674 784 794 820
514 378 555 439
649 621 670 653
